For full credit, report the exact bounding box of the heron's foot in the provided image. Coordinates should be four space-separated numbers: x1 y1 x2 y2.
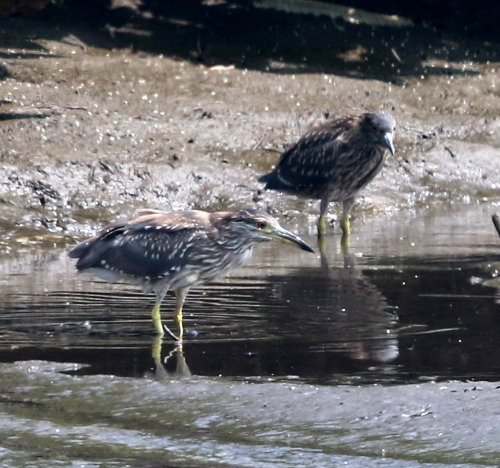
151 336 187 380
317 215 327 236
151 335 169 380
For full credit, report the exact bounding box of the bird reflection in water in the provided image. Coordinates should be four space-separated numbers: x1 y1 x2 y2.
271 245 400 365
150 336 191 380
146 237 400 380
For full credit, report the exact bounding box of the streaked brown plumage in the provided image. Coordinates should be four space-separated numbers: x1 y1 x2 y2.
69 208 313 341
259 111 396 236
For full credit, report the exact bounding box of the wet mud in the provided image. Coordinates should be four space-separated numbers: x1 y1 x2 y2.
1 359 499 468
0 1 499 244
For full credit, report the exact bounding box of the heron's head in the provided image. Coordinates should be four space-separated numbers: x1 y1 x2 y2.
364 111 396 155
225 209 314 253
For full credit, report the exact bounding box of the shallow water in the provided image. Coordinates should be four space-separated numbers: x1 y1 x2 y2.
1 203 500 467
1 202 500 385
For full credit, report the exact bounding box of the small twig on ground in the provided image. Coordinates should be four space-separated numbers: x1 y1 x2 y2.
444 146 456 158
252 133 265 150
5 105 87 115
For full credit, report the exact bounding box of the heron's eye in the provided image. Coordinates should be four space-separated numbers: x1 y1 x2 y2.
257 221 267 230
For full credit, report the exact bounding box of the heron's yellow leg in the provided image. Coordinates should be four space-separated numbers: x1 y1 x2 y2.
340 197 354 252
318 195 330 236
151 301 165 336
152 334 163 365
175 306 184 341
174 287 189 342
341 231 350 253
340 210 351 253
152 291 180 341
317 215 327 236
341 197 355 236
317 232 327 254
340 216 351 236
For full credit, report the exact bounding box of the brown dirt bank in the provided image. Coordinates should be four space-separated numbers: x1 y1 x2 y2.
0 2 499 246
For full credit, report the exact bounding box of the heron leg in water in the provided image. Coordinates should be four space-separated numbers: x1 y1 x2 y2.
151 289 179 341
317 194 330 236
340 196 355 252
151 334 163 366
172 287 189 342
341 197 355 236
151 293 165 336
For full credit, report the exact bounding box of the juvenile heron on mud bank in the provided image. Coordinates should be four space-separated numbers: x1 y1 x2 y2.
259 111 396 238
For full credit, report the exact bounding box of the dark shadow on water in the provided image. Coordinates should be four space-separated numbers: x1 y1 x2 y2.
364 255 500 383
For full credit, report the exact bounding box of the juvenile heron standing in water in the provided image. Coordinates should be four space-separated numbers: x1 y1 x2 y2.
259 111 396 237
69 208 313 341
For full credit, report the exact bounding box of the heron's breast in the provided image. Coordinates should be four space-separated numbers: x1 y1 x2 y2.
196 246 254 283
328 148 385 200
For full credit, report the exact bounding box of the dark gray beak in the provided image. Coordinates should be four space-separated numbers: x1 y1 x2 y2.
383 132 395 155
272 225 315 253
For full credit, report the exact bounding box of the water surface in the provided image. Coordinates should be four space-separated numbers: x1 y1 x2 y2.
2 203 500 468
1 202 499 385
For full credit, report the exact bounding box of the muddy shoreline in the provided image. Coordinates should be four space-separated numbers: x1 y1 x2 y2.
1 360 499 467
0 3 499 248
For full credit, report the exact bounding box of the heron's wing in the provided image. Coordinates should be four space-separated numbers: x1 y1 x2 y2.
72 211 211 278
267 118 354 190
100 210 208 237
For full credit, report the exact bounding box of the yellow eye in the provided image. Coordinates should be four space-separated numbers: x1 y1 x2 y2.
257 221 267 230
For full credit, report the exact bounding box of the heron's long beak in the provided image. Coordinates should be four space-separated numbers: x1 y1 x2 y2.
272 225 314 253
383 132 395 155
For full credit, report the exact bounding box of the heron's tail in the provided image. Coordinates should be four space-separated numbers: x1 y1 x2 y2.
257 172 272 184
